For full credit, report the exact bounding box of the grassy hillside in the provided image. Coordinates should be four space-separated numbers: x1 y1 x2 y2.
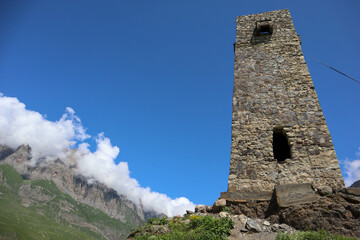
0 164 140 240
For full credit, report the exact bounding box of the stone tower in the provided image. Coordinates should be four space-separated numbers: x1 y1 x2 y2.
222 9 344 200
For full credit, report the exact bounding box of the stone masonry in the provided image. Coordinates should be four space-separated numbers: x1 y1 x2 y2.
225 9 344 197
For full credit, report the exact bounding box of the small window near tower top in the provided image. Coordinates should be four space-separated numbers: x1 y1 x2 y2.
254 20 273 36
273 127 291 163
259 24 271 35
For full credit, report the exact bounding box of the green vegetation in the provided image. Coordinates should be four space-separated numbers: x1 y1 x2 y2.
0 164 23 191
220 205 231 213
134 216 358 240
134 215 234 240
148 217 169 225
0 164 138 240
276 230 357 240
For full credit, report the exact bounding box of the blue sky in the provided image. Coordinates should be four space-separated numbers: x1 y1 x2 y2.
0 0 359 206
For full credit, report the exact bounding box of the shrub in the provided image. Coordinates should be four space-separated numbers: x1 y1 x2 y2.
188 215 234 240
135 215 234 240
147 217 169 225
188 215 201 221
220 206 231 213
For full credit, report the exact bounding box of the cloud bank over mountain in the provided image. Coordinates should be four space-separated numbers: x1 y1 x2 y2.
0 94 195 216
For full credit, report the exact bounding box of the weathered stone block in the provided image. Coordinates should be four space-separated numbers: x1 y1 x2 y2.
220 190 272 202
219 211 230 218
212 198 227 212
245 219 262 232
275 183 319 207
194 205 208 213
317 185 332 196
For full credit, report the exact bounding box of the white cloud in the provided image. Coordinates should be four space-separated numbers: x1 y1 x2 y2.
0 94 195 216
356 147 360 158
343 158 360 187
75 134 195 216
0 95 89 162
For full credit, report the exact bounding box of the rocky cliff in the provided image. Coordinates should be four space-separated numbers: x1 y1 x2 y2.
0 144 151 239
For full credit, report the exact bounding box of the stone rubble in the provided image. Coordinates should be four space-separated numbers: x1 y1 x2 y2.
193 201 296 237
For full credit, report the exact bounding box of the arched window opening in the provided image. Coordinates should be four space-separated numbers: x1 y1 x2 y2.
273 128 291 163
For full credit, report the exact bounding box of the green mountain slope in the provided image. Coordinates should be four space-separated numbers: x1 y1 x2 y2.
0 164 141 240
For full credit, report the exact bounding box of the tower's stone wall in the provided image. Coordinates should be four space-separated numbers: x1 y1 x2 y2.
228 9 344 194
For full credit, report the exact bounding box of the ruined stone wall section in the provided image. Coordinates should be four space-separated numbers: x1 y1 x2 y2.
228 9 344 193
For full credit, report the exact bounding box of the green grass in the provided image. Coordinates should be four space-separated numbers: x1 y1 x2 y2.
0 164 23 191
276 230 358 240
0 195 103 239
133 215 234 240
0 164 141 240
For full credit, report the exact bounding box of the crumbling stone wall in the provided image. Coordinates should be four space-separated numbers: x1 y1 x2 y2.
228 9 344 193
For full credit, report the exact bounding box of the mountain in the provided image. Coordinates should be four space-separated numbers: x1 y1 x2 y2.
0 144 150 240
351 180 360 188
